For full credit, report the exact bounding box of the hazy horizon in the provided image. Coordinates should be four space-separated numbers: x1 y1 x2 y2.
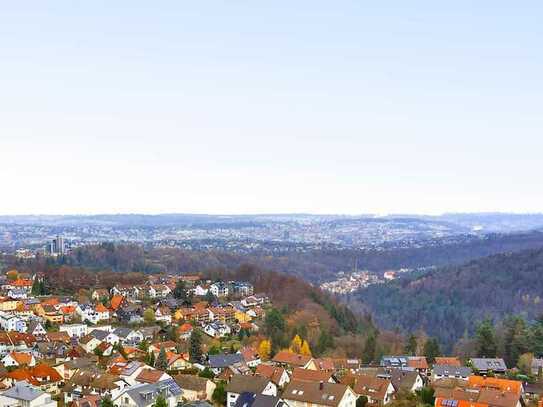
2 2 543 215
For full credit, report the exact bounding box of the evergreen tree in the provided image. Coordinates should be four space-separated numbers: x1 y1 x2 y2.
404 334 418 356
155 347 168 370
173 281 192 305
153 395 167 407
190 329 203 362
212 382 227 405
423 338 441 364
362 333 376 364
205 290 216 305
100 396 114 407
316 330 334 355
265 308 287 352
476 319 497 358
146 351 156 366
356 396 368 407
31 279 40 296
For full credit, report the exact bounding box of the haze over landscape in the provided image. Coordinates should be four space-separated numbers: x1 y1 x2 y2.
1 3 543 407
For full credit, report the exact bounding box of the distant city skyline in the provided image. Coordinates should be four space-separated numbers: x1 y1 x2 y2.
2 2 542 215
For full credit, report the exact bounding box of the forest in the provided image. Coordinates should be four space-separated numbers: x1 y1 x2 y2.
350 246 543 349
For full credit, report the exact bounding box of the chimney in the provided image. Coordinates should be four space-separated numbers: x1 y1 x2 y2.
319 381 324 391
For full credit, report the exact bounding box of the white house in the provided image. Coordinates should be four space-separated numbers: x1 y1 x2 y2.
27 321 47 336
0 382 57 407
2 351 36 367
0 314 28 333
226 376 277 407
112 380 180 407
193 285 209 296
59 323 88 338
210 282 228 298
154 308 172 324
8 288 28 299
204 322 231 338
76 304 101 325
113 328 144 345
147 284 171 298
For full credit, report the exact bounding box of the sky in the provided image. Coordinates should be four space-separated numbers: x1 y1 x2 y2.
1 1 542 215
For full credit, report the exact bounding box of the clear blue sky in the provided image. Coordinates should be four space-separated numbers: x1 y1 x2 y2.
1 1 542 215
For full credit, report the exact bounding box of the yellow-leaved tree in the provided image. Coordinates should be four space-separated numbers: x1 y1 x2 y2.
290 334 303 354
258 340 272 360
300 340 312 356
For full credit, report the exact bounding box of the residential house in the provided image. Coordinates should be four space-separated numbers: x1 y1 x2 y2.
0 381 57 407
467 376 523 396
232 393 284 407
148 285 171 298
193 285 209 297
113 328 144 345
255 364 290 388
174 374 216 401
112 379 182 407
341 374 394 406
27 321 47 337
272 351 316 370
239 347 261 368
434 357 462 367
2 351 36 367
63 371 129 404
177 323 193 340
154 306 172 324
204 322 231 338
59 324 88 339
89 329 120 345
228 282 254 297
210 282 228 298
432 365 472 381
226 375 277 407
208 354 244 375
0 314 27 332
136 368 172 385
91 289 109 302
79 335 102 353
470 358 508 375
387 369 424 394
283 379 357 407
8 288 28 299
292 368 336 384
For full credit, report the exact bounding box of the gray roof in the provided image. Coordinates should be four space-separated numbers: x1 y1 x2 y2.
234 392 283 407
2 382 46 401
470 358 507 371
433 365 472 377
90 329 109 340
121 380 182 407
209 353 243 368
114 327 137 338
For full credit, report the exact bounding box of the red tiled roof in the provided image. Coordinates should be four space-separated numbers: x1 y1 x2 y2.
272 350 312 367
110 295 124 311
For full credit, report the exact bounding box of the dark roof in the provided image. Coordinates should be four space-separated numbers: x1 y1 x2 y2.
433 365 472 377
470 358 507 371
89 330 109 341
208 353 243 368
234 392 283 407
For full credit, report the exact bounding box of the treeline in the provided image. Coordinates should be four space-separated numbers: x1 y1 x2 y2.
350 247 543 349
10 231 543 283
